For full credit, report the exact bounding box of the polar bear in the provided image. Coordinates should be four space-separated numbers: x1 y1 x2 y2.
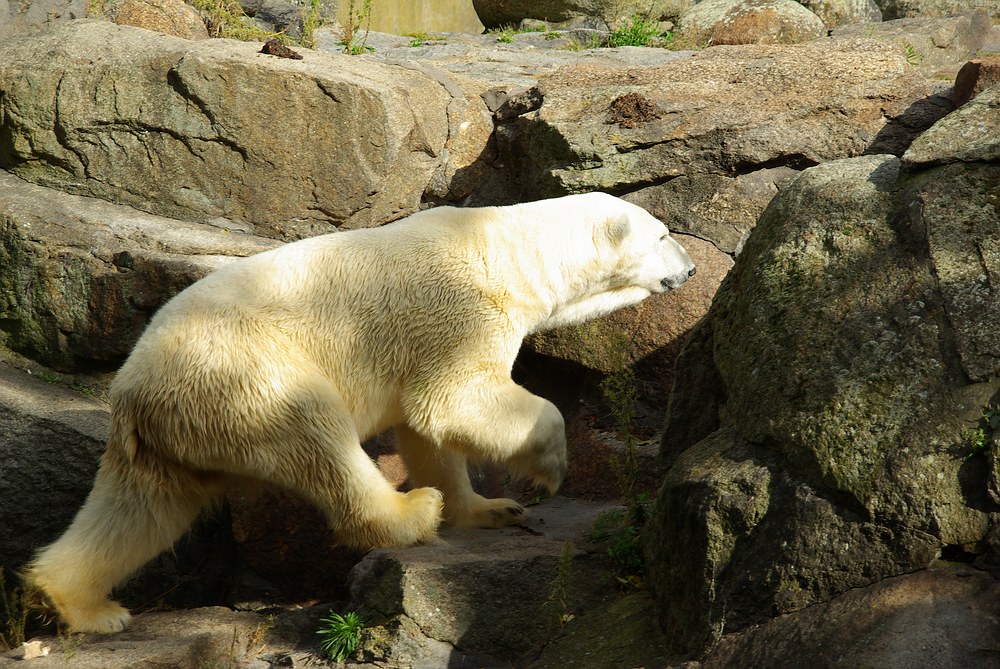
26 192 695 634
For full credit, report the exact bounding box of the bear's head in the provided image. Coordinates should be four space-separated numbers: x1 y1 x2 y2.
597 195 696 295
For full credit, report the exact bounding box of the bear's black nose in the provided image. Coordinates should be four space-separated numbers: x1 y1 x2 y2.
688 267 697 277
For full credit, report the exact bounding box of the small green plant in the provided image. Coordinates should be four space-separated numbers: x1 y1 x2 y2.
317 610 364 662
190 0 286 42
902 42 923 66
404 31 447 47
0 568 29 652
589 495 653 588
965 404 1000 459
299 0 324 49
543 540 576 631
57 628 83 662
339 0 373 54
607 13 664 47
489 24 516 43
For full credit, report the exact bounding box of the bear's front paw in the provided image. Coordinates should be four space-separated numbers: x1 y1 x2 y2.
445 495 526 529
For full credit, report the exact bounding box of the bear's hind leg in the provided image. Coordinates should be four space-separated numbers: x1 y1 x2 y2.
395 425 525 529
242 390 443 549
27 459 219 633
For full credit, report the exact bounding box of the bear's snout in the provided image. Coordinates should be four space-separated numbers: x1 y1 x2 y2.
661 264 696 290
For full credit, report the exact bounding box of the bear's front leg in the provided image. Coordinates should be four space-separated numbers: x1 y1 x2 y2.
404 376 568 494
395 424 526 528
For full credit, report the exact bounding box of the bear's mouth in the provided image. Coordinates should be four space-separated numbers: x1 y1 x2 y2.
661 266 696 290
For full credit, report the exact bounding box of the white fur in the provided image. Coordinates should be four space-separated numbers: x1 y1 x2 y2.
27 192 694 633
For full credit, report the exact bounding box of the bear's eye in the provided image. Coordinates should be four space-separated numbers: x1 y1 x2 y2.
659 234 668 241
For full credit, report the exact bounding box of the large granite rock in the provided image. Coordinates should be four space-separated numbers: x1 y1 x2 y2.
492 36 944 247
0 20 490 239
647 84 1000 656
679 0 827 44
832 8 993 76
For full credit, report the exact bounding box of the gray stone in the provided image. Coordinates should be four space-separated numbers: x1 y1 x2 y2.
797 0 882 28
903 81 1000 165
875 0 1000 20
832 8 993 76
649 140 1000 656
691 566 1000 669
492 38 934 219
0 0 86 38
347 497 620 665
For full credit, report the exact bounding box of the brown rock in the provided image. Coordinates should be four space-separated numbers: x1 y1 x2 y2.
114 0 209 40
681 0 827 45
954 57 1000 107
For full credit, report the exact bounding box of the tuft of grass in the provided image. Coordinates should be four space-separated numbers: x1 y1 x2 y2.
607 13 664 47
404 31 447 47
588 495 653 588
190 0 286 42
317 610 364 662
299 0 324 49
0 569 29 652
487 22 544 43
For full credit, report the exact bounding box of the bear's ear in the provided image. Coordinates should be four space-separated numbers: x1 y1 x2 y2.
604 214 631 246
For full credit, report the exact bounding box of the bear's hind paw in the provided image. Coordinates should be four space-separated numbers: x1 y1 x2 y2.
400 486 445 543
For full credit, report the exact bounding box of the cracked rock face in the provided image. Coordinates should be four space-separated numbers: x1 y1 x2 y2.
493 37 940 250
0 20 487 240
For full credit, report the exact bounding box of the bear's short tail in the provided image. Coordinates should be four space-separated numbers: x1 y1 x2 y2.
25 419 223 633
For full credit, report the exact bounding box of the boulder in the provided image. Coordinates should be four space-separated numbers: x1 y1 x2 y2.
688 566 1000 669
113 0 210 39
236 0 336 38
346 497 625 666
0 20 491 239
953 58 1000 107
832 8 993 77
647 84 1000 656
797 0 882 28
875 0 1000 20
679 0 827 44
